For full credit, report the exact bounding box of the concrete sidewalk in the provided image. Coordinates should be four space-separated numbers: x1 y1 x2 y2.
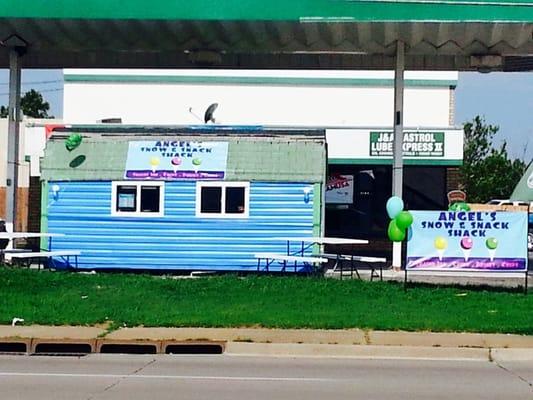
1 325 533 361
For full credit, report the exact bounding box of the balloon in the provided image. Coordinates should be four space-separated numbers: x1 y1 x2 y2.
387 220 406 242
395 211 413 230
386 196 404 219
486 237 498 250
65 134 82 151
449 202 471 212
407 227 413 242
434 236 447 250
460 236 473 250
448 202 459 211
459 203 471 211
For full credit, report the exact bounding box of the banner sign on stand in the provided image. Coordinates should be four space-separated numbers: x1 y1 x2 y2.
407 211 528 271
125 141 228 180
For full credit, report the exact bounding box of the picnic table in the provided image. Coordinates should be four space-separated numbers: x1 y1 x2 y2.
253 237 367 275
272 236 369 257
0 232 79 269
269 236 386 279
254 252 328 273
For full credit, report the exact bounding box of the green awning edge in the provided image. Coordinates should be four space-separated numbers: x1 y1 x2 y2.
1 0 532 22
64 74 458 88
328 158 463 166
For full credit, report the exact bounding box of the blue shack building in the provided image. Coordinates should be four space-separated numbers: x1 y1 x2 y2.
40 125 326 271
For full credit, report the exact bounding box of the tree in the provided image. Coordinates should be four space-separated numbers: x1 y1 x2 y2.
460 116 529 203
0 89 53 118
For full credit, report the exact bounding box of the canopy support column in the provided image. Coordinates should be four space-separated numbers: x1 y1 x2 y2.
392 41 405 271
5 48 22 232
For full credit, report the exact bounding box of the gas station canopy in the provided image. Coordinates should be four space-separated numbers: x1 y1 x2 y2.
1 0 532 70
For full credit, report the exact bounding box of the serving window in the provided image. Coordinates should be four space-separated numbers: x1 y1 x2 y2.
112 182 164 217
196 182 249 218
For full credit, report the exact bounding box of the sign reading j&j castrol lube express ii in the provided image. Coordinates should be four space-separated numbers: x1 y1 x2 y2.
370 131 444 157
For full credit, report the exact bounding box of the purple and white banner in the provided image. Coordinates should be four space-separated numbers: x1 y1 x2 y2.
407 211 528 271
125 140 228 180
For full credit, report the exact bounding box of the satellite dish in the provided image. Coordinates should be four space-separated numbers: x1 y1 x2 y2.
204 103 218 123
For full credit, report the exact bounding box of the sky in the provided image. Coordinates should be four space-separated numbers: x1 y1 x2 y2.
0 69 532 160
454 72 533 161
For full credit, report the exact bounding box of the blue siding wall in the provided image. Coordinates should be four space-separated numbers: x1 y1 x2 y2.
46 181 317 271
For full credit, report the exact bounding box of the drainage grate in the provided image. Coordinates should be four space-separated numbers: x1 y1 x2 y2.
0 342 28 354
165 344 224 355
100 344 157 354
33 343 92 356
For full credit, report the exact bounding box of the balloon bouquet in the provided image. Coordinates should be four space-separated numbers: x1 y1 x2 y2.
386 196 414 242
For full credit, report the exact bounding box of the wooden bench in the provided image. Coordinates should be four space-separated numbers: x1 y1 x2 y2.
11 250 81 270
320 253 387 280
254 252 328 273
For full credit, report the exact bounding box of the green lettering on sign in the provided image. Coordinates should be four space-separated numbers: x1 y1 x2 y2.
369 131 445 157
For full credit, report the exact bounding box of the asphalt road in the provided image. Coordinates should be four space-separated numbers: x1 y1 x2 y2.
0 354 531 400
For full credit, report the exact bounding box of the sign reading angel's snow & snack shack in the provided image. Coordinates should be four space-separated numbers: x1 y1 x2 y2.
407 211 528 271
125 140 229 180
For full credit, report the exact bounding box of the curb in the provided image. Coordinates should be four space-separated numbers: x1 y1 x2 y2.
225 342 491 360
1 325 533 360
0 337 225 356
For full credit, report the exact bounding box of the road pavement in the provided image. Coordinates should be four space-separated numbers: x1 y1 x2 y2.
0 354 531 399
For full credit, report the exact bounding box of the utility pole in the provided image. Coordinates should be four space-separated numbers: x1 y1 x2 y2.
5 45 24 231
391 41 405 271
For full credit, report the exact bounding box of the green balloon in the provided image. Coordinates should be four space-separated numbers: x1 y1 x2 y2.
388 220 406 242
449 202 471 212
458 202 471 211
395 211 413 230
448 202 459 211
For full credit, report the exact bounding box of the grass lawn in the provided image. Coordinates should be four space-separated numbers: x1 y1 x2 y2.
0 267 532 334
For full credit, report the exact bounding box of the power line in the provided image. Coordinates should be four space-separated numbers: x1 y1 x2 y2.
0 79 63 86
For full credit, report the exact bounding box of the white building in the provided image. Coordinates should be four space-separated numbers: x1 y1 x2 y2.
61 69 462 243
63 69 456 126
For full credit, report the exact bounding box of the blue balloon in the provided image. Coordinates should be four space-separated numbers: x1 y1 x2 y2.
386 196 404 219
407 227 413 242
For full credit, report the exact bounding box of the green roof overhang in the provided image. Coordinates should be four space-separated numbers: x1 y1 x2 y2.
1 1 532 70
1 0 532 22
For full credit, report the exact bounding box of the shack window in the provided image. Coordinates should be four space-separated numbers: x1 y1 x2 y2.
196 182 249 218
140 186 161 213
201 186 222 213
116 185 136 212
112 182 164 217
